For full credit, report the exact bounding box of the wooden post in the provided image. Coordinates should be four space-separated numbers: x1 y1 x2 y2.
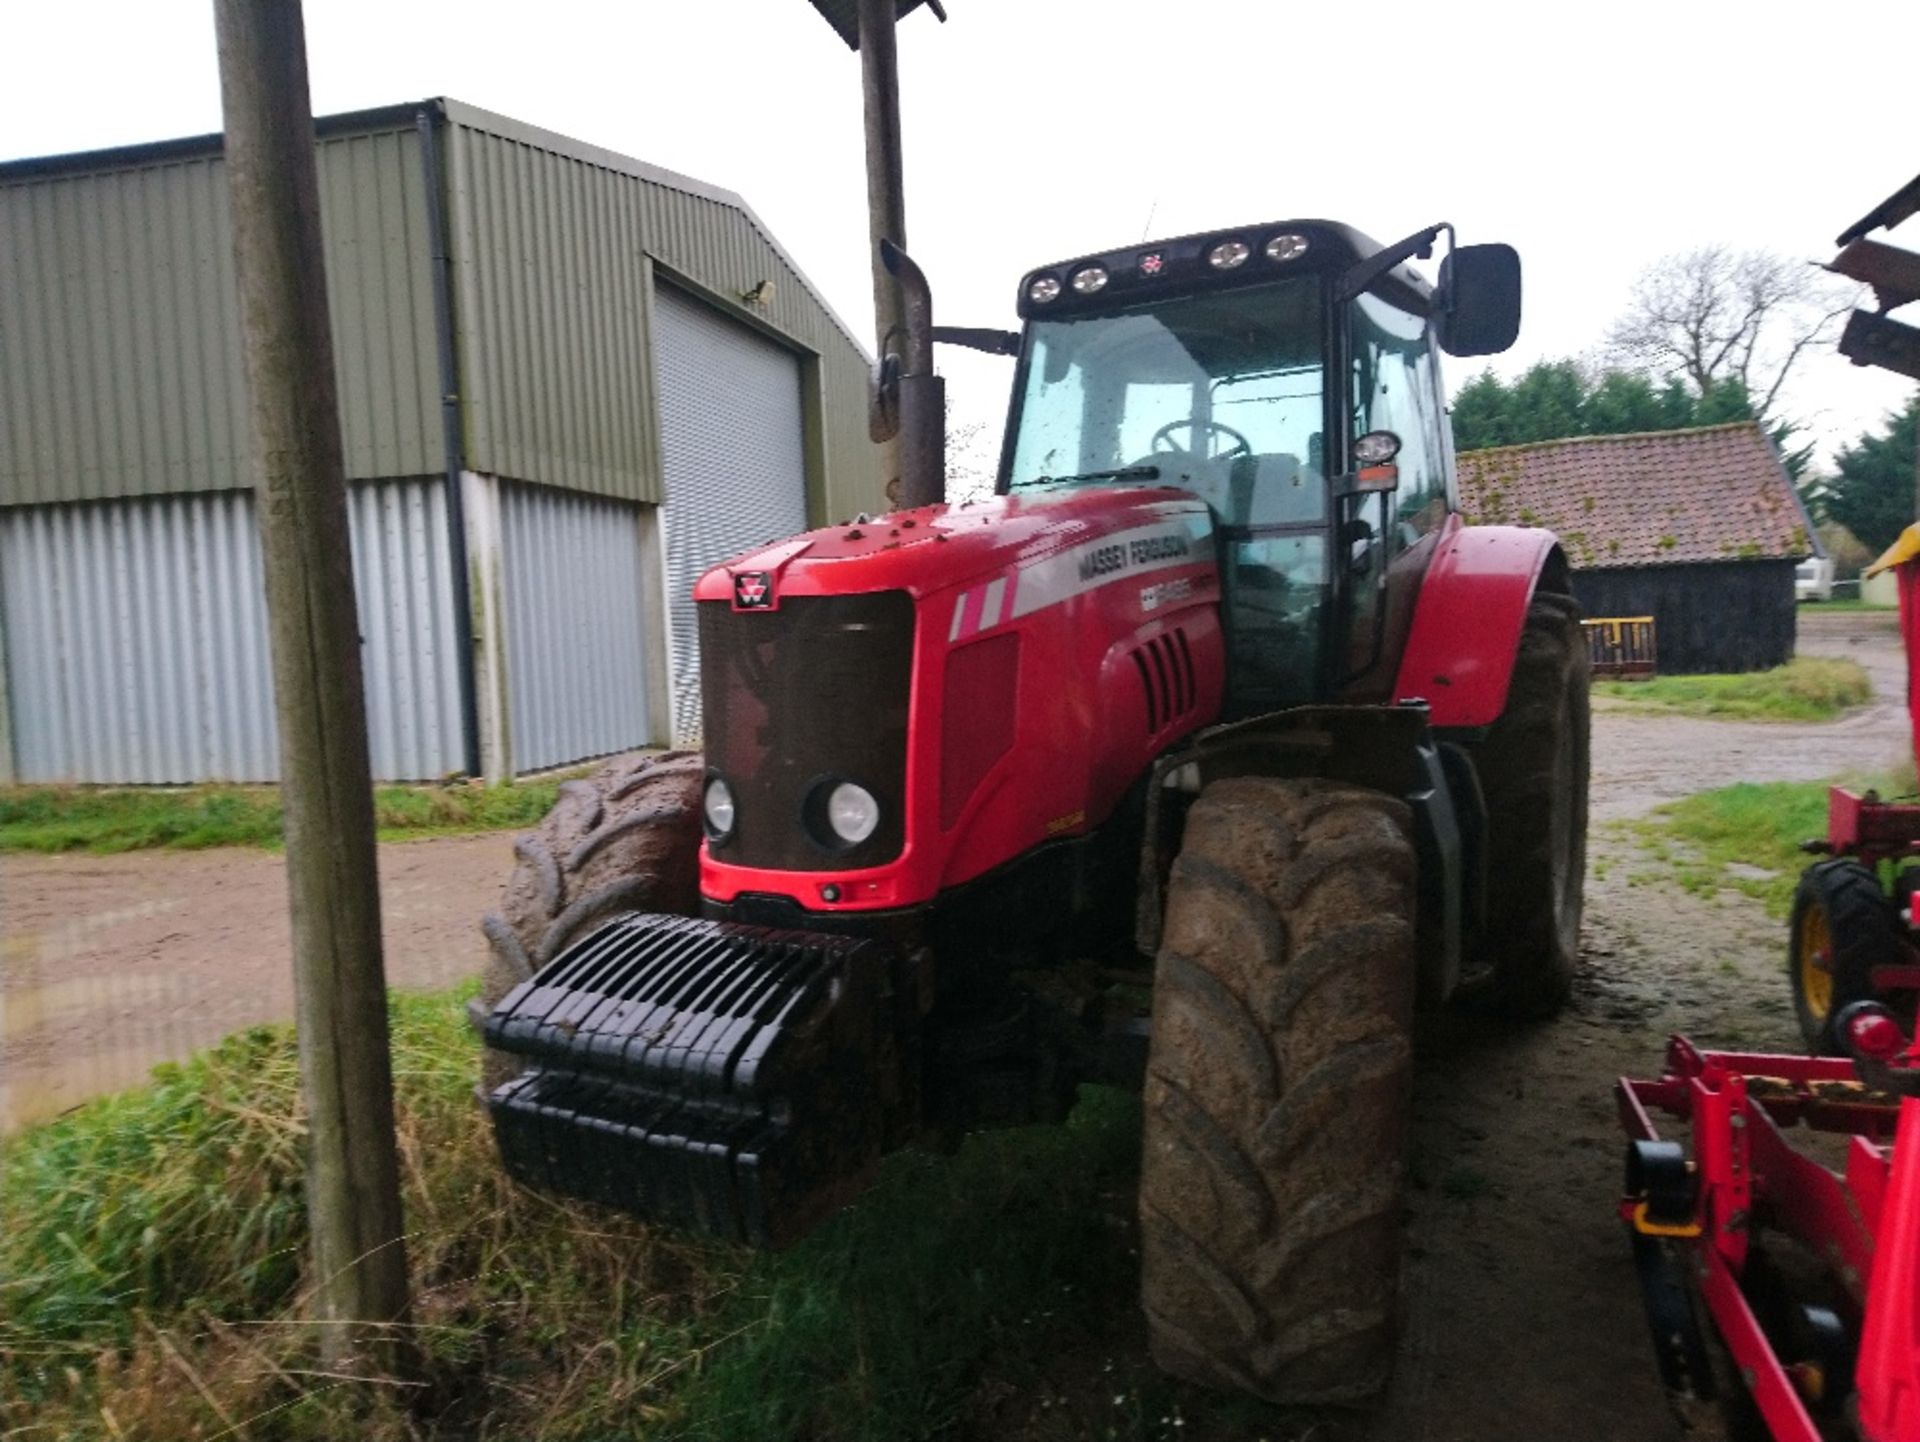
858 0 907 498
212 0 410 1370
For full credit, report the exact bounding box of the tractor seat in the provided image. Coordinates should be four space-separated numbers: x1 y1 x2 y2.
1226 452 1322 528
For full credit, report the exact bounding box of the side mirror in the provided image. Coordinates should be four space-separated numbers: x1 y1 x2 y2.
1435 243 1521 357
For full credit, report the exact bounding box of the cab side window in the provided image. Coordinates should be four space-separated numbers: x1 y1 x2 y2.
1350 293 1449 542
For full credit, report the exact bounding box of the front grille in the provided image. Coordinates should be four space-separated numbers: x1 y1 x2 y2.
700 591 915 872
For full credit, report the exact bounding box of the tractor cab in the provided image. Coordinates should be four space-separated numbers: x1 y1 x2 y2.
992 220 1520 716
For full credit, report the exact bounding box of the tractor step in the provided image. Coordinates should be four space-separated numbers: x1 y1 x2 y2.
483 912 901 1247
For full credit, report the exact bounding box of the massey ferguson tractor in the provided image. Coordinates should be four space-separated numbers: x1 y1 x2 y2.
476 217 1591 1405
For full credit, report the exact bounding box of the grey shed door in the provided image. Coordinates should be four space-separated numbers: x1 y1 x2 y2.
499 481 654 774
0 483 463 784
653 285 808 746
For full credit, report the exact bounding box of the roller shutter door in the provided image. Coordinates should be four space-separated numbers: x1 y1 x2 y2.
653 285 808 746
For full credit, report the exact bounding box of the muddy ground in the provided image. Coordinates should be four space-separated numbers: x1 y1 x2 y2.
0 606 1905 1439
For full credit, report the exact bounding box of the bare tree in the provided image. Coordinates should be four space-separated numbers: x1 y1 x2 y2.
1607 247 1857 424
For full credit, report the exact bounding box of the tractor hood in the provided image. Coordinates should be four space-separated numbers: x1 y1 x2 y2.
692 486 1217 608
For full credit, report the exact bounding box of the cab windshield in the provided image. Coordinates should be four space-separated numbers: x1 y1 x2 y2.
1004 277 1327 531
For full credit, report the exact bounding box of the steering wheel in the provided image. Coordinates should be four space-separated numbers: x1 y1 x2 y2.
1151 418 1251 461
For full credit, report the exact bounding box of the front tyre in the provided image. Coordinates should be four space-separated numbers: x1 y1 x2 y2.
1140 777 1416 1403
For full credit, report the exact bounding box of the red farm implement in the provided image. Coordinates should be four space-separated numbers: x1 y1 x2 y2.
1617 1022 1920 1440
1613 509 1920 1435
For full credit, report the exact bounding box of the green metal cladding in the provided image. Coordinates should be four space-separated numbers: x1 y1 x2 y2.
0 99 882 522
0 120 440 504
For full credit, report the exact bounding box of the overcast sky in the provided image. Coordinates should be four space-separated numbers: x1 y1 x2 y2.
5 0 1916 475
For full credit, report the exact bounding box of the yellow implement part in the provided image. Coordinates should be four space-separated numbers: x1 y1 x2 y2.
1866 521 1920 578
1799 899 1834 1024
1630 1201 1703 1239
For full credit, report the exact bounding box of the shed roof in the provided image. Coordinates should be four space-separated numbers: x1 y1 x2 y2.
1456 421 1816 569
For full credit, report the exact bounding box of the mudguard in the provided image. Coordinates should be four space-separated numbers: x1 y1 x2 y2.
1392 523 1567 728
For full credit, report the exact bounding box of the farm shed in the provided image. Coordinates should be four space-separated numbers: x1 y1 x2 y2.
1457 422 1817 676
0 98 883 785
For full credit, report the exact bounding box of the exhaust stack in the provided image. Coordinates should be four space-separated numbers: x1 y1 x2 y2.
880 239 946 510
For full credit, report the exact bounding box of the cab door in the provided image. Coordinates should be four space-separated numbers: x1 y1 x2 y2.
1341 291 1453 700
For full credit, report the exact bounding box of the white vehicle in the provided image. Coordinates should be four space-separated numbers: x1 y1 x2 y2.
1796 555 1835 602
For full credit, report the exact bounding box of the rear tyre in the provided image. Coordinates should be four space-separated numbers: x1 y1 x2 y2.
1140 777 1416 1403
1471 590 1590 1017
1789 859 1898 1054
474 750 704 1090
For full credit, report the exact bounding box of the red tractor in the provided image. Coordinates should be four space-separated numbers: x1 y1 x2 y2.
479 218 1590 1403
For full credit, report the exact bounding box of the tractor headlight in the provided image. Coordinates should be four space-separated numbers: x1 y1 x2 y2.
1265 233 1310 263
1207 239 1250 270
826 782 881 845
1070 264 1109 295
1027 274 1062 304
703 775 736 842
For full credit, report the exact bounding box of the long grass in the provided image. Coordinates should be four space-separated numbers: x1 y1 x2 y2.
0 989 1290 1441
0 779 562 854
1594 656 1873 722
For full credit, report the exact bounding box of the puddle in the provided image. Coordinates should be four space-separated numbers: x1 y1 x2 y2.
0 969 225 1136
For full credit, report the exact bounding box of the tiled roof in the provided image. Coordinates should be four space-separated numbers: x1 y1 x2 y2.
1455 421 1816 569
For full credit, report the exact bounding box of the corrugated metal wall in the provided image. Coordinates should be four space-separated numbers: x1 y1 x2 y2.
442 101 881 523
0 481 462 782
653 286 809 746
0 123 441 507
498 481 654 773
345 481 466 779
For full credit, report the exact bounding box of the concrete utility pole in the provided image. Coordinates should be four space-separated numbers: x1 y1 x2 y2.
858 0 908 495
212 0 410 1371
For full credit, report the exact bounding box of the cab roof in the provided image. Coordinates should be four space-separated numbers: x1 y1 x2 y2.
1016 218 1433 321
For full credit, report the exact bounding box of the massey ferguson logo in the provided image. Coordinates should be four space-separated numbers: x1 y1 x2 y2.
733 571 774 610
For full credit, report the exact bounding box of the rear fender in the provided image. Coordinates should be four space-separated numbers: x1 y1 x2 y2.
1392 525 1568 727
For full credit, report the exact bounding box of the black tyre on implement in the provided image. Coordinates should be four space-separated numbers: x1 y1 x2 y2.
1140 777 1416 1403
1789 858 1902 1054
1471 590 1591 1017
476 750 705 1090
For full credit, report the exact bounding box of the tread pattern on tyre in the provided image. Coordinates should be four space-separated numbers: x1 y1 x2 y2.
477 750 704 1089
1790 858 1900 1054
1141 777 1416 1404
1473 591 1591 1017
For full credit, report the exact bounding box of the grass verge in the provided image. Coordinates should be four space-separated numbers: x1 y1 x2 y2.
1799 599 1896 614
0 988 1292 1442
1594 656 1873 722
0 779 562 854
1622 771 1920 917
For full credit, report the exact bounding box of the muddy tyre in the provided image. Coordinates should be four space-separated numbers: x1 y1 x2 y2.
1140 777 1416 1403
475 750 704 1090
1471 591 1590 1017
1790 859 1898 1054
